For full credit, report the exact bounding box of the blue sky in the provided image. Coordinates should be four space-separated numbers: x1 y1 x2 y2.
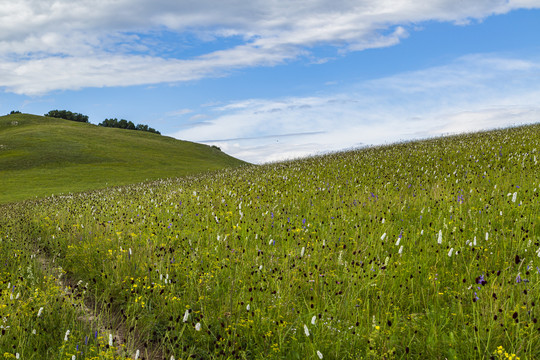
1 1 540 163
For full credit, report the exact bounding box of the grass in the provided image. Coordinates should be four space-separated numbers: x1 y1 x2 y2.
0 123 539 359
0 113 247 204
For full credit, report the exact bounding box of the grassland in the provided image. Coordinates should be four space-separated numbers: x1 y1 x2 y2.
1 123 539 359
0 113 247 204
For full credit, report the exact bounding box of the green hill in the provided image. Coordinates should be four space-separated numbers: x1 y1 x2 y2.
0 113 247 204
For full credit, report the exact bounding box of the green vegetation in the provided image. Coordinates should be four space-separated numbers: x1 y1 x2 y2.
45 110 89 123
0 113 247 204
98 118 160 135
1 123 539 359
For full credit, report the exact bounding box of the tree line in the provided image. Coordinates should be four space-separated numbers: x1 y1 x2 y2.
45 110 89 123
44 110 160 135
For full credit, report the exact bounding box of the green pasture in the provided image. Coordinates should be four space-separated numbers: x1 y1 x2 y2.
0 113 246 204
1 123 539 359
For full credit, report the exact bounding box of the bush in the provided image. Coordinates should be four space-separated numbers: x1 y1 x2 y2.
45 110 89 123
98 118 161 135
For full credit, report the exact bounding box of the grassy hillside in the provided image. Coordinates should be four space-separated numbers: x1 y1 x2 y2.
1 123 539 359
0 113 247 204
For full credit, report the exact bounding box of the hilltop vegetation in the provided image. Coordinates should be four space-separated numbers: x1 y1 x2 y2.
0 113 247 203
0 123 539 359
45 110 89 123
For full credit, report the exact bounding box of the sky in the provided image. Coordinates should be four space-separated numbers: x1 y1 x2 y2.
1 1 540 164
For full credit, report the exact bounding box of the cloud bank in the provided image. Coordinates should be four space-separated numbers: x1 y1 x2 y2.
1 0 539 94
170 54 540 163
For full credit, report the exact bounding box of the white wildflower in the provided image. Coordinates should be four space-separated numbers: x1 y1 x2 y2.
311 315 317 325
195 322 201 331
448 248 454 257
512 192 517 203
109 333 113 347
37 307 43 317
398 246 403 255
135 350 140 360
317 350 323 359
437 230 442 244
381 233 386 241
183 309 189 322
395 238 400 246
304 324 310 337
246 304 250 311
485 232 489 241
300 247 305 257
64 329 70 341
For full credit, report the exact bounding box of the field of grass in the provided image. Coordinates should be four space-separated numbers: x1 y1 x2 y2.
1 123 539 359
0 113 247 204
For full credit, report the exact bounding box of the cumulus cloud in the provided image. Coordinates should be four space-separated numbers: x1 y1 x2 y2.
169 54 540 163
1 0 539 94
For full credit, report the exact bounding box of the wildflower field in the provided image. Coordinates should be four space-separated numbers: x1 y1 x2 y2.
1 124 539 359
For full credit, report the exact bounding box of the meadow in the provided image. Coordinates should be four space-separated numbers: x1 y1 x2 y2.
1 123 539 359
0 113 246 204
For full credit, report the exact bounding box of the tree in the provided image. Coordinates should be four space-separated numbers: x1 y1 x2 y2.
45 110 89 123
98 118 161 135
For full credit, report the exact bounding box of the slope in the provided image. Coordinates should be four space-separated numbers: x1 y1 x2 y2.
0 113 247 203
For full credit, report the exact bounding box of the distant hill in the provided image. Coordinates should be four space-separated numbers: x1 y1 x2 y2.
0 113 248 203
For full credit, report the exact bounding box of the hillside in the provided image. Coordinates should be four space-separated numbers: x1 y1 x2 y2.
0 113 247 203
1 123 539 359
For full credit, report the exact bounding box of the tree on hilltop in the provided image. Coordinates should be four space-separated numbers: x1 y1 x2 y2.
45 110 89 123
98 118 160 134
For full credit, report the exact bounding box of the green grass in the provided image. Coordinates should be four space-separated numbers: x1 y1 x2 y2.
1 123 539 359
0 113 247 204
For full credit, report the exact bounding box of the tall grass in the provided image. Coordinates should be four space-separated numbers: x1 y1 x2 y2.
1 124 539 359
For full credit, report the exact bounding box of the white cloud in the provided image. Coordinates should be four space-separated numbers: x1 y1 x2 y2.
169 54 540 163
1 0 539 94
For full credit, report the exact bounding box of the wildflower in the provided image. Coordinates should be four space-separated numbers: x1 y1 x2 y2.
516 273 522 283
304 324 310 337
395 238 400 246
183 309 190 322
485 232 489 241
398 246 403 255
512 192 517 202
448 248 454 257
37 307 43 317
311 315 316 325
171 356 175 360
64 329 70 341
135 350 140 360
109 333 113 347
72 356 75 360
16 354 19 359
317 350 323 359
246 304 250 311
300 247 305 257
437 230 442 244
195 323 201 331
381 233 386 241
